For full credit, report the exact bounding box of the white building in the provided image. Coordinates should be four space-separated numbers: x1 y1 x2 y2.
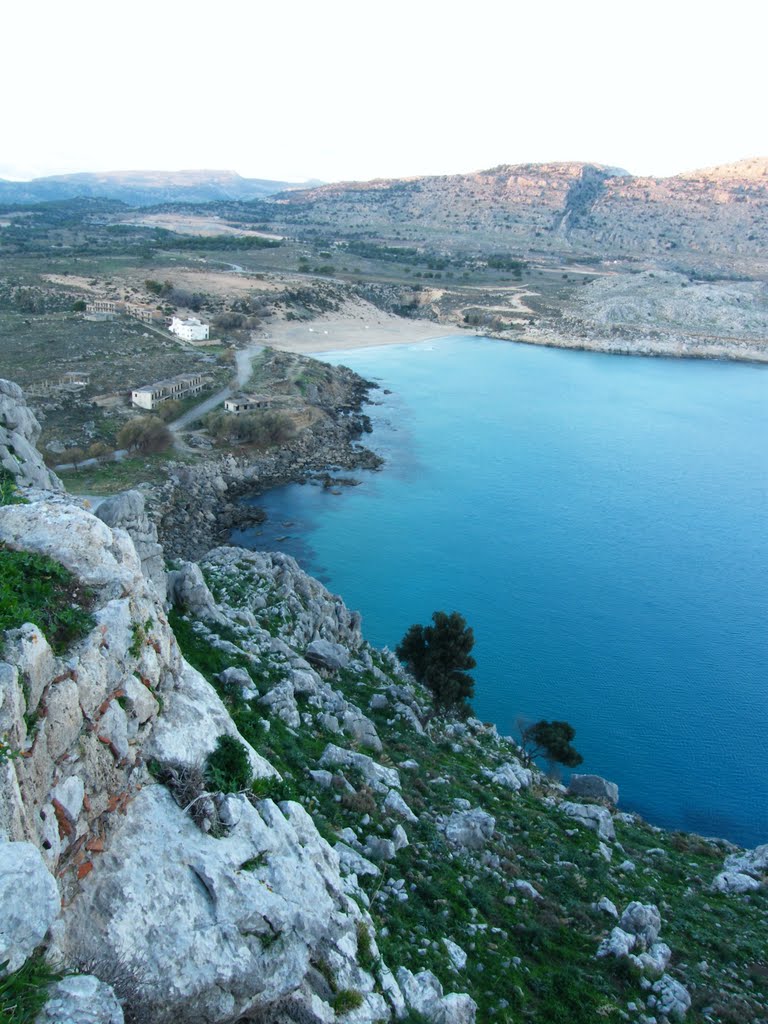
131 373 206 410
169 316 210 342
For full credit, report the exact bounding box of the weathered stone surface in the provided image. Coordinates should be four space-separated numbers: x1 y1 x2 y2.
96 490 166 602
596 927 637 959
514 880 541 900
0 841 59 972
146 660 276 780
595 896 619 918
440 808 495 850
334 842 379 877
567 773 619 805
483 760 532 792
619 902 662 948
363 836 397 862
632 942 672 979
649 974 691 1021
2 625 56 717
712 870 762 894
0 379 62 491
167 562 227 625
318 744 400 794
560 801 616 841
723 843 768 880
36 974 124 1024
443 938 468 972
0 501 140 594
50 788 375 1023
305 639 350 672
44 680 83 760
49 776 85 824
383 788 418 823
396 967 477 1023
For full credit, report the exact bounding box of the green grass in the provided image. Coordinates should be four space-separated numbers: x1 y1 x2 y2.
59 450 186 496
0 468 26 506
0 545 95 656
0 954 61 1023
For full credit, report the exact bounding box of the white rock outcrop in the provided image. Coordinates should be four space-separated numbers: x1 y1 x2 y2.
0 840 59 972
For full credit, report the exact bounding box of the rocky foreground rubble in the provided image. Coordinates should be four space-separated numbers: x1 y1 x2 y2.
1 381 767 1024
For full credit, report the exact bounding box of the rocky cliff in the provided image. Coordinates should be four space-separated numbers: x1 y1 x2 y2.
1 382 767 1024
263 160 768 268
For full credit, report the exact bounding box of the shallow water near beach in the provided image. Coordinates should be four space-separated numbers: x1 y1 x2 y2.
233 335 768 847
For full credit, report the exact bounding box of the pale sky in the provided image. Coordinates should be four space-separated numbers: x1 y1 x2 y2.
2 0 765 184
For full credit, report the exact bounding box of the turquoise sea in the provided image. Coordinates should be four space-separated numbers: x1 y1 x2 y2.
233 336 768 848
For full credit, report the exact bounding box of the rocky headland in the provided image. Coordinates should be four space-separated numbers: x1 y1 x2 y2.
1 380 767 1024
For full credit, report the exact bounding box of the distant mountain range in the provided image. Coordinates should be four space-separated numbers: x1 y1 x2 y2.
263 158 768 265
0 169 322 207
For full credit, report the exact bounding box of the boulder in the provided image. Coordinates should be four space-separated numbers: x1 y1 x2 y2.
50 788 373 1023
95 490 166 602
36 975 124 1024
560 801 615 841
649 974 691 1021
567 773 619 805
305 639 351 672
442 938 468 972
396 967 477 1023
723 843 768 880
145 660 277 780
440 808 495 851
0 379 62 491
712 870 761 894
484 761 532 792
0 841 59 972
619 902 662 948
382 788 418 823
318 745 400 794
596 927 637 959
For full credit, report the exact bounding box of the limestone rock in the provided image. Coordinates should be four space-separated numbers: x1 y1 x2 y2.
649 974 691 1021
567 773 619 805
712 870 761 894
560 801 615 841
96 490 166 602
318 744 400 794
382 788 418 823
723 843 768 880
443 938 468 972
50 788 376 1023
305 639 350 672
146 660 277 779
483 761 532 792
396 967 477 1023
0 379 62 491
440 808 495 850
596 927 637 959
619 902 662 948
0 841 59 972
36 975 124 1024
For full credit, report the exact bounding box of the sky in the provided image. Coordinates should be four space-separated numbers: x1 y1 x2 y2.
2 0 766 184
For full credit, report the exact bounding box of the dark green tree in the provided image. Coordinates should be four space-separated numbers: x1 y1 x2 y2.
396 610 476 711
519 720 583 769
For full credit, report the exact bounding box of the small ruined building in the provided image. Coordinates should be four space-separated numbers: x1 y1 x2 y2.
131 372 207 410
84 299 118 321
125 303 157 324
169 316 210 342
223 393 297 414
60 371 91 387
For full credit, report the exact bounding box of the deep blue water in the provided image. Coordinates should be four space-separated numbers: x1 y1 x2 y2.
233 336 768 848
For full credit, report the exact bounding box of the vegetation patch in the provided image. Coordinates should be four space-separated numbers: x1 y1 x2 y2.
0 545 95 656
0 954 61 1023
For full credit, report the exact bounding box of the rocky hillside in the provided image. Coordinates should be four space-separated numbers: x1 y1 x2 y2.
264 160 768 267
1 381 767 1024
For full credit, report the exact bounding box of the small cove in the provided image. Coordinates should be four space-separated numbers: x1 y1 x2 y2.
233 335 768 847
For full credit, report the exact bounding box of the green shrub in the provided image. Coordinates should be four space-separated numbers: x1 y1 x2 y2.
0 468 25 507
204 734 253 793
332 989 364 1014
0 546 95 656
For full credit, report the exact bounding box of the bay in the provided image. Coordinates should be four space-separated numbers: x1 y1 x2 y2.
233 335 768 848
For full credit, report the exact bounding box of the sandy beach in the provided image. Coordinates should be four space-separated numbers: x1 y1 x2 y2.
262 300 464 354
